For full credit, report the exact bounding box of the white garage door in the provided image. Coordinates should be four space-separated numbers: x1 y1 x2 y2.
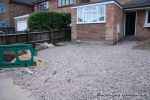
17 20 27 31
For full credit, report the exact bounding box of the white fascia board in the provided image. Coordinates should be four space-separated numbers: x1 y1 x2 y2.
14 14 29 19
71 1 122 9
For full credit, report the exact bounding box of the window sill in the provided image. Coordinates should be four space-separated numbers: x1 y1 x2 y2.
77 21 106 24
38 9 49 11
144 23 150 27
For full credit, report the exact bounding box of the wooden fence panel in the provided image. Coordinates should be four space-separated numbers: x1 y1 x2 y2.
0 29 71 45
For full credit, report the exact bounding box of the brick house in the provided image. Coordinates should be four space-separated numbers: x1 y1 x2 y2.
1 0 150 44
0 0 34 31
33 0 150 44
71 0 150 44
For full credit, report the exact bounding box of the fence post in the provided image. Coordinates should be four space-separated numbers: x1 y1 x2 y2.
27 31 31 43
3 36 6 44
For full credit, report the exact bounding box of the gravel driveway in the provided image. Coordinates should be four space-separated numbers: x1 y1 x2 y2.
5 41 150 100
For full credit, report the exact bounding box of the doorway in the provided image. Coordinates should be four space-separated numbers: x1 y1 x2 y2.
125 12 136 36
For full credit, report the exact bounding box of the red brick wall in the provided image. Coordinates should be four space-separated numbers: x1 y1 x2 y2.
111 3 124 42
105 3 124 44
76 24 105 40
105 4 115 41
34 3 38 11
136 10 150 39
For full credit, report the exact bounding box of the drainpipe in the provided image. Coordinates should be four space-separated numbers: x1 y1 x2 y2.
116 16 120 43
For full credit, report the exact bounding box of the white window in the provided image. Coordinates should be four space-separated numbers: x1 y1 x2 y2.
77 5 106 24
58 0 73 7
144 10 150 27
0 3 6 13
38 1 49 10
0 21 7 28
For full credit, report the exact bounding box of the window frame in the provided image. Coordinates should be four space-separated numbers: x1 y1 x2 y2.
144 10 150 27
58 0 74 7
0 3 6 13
38 1 49 11
77 4 106 24
0 20 7 28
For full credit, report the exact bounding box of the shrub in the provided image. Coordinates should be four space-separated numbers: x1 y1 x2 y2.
61 13 71 28
28 11 71 31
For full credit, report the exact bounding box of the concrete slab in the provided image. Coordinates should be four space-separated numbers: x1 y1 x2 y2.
0 73 35 100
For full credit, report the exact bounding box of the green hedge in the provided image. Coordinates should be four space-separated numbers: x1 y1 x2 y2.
28 11 71 31
61 13 71 28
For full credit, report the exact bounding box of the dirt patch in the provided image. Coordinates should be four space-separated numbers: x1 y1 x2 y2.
10 54 47 71
32 56 47 70
133 39 150 50
3 51 16 62
16 54 47 70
